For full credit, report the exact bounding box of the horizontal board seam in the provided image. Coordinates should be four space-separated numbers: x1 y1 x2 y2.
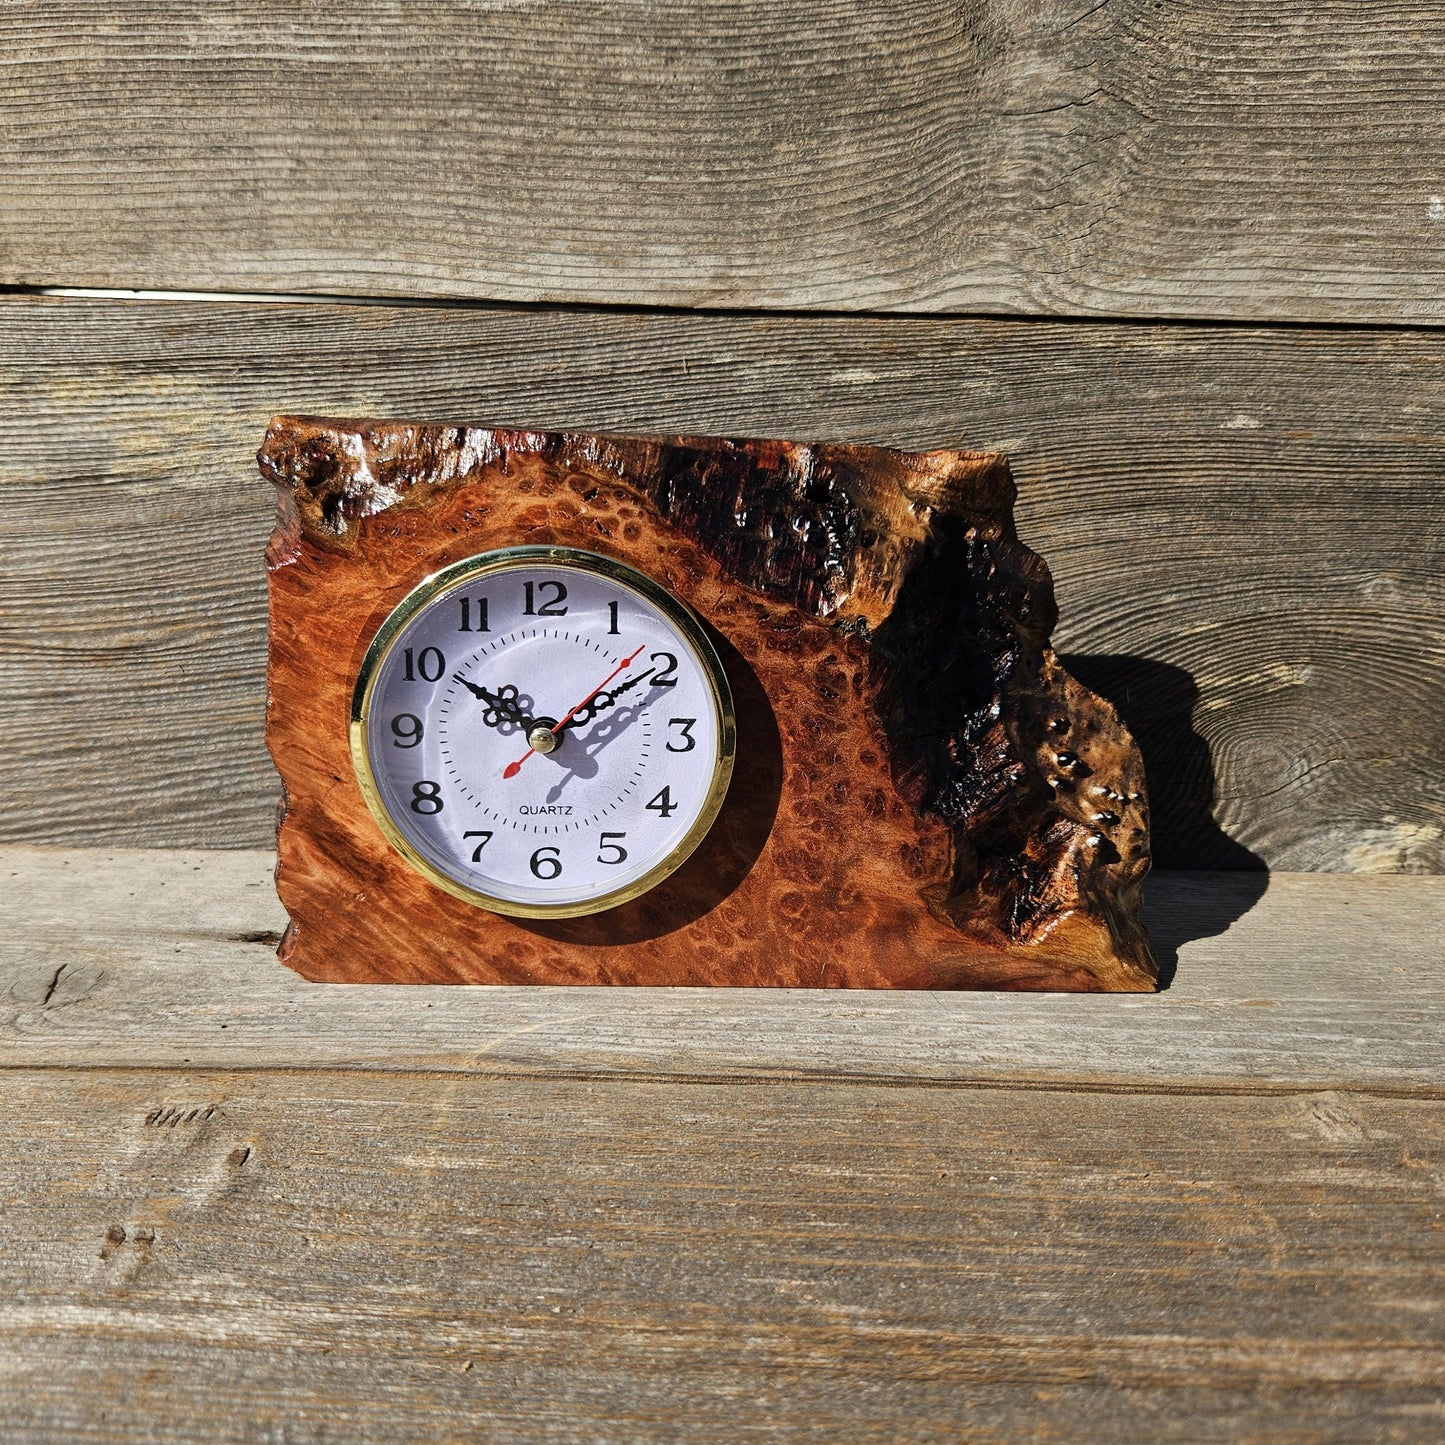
5 1061 1443 1101
8 283 1445 338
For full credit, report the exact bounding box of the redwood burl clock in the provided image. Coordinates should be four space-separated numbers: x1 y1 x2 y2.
260 417 1158 991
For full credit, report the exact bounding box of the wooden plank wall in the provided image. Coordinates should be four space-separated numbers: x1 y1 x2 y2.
2 2 1443 322
1 5 1440 872
1 301 1439 871
3 4 1444 1441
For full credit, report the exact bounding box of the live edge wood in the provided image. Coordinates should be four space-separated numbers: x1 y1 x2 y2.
261 417 1155 991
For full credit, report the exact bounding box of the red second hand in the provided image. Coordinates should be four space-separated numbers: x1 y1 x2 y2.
502 643 648 779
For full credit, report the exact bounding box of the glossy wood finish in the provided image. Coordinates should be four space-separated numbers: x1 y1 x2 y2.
262 417 1155 989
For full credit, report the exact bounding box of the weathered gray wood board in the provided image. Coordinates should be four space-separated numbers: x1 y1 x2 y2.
5 5 1441 1440
1 296 1439 870
2 3 1443 324
2 1065 1442 1444
3 848 1442 1090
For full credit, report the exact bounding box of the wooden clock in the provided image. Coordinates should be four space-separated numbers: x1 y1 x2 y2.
260 416 1158 992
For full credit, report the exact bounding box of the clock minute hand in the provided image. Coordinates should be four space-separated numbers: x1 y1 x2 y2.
605 666 656 701
502 644 648 779
555 666 656 733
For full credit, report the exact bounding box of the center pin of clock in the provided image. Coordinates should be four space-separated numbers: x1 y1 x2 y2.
527 719 562 755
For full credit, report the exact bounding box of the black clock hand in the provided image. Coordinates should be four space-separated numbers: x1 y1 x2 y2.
452 675 532 730
504 645 648 778
607 667 656 701
555 668 656 732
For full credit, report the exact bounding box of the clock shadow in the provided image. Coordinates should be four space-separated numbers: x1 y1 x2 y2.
519 630 783 946
541 700 650 799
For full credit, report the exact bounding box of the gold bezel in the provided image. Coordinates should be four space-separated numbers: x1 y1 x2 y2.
349 546 737 919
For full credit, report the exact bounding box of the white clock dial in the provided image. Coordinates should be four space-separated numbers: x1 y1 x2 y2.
351 547 736 917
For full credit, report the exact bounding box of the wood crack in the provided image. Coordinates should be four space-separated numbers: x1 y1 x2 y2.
6 284 1445 336
5 1060 1445 1103
39 962 66 1007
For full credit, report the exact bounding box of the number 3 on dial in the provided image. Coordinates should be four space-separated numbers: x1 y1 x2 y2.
350 546 736 918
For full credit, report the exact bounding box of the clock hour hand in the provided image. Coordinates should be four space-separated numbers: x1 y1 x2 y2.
555 667 656 732
452 674 532 730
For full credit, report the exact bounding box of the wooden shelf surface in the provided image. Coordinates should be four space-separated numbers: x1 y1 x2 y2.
2 849 1444 1440
1 848 1441 1088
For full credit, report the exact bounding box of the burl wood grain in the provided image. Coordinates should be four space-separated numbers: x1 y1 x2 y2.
260 417 1156 990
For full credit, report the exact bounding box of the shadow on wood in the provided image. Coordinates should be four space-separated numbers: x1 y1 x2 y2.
524 629 784 946
1063 654 1269 988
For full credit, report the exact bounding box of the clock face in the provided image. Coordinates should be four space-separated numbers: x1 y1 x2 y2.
350 547 736 917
